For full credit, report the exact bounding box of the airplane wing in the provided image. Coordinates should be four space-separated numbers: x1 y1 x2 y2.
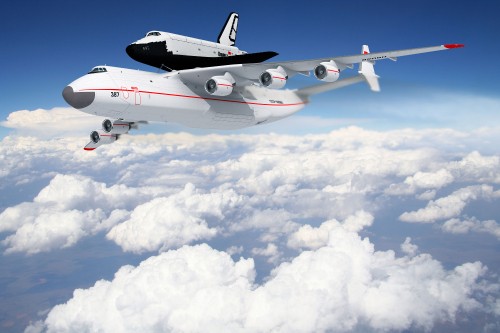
173 44 464 93
260 44 464 72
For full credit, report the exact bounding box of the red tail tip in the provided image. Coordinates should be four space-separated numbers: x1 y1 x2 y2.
444 44 465 49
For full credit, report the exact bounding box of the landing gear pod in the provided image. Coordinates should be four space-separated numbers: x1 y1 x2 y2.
102 119 131 134
314 61 340 82
90 131 117 145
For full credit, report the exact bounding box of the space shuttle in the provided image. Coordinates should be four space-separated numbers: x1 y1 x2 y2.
125 12 278 71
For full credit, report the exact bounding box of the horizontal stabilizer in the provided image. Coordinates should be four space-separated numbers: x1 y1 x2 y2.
297 75 364 97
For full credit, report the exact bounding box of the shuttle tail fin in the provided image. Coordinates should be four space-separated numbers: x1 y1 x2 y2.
218 12 239 46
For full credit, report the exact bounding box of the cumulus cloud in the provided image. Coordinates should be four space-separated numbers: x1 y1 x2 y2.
448 151 500 183
386 151 500 198
0 174 160 254
251 243 281 264
1 127 499 256
287 210 373 250
401 237 419 256
406 169 455 189
1 107 105 138
106 183 243 253
442 217 500 239
29 222 488 333
399 185 500 223
1 118 500 330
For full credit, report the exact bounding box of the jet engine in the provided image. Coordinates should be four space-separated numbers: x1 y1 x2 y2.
102 119 131 134
259 68 287 89
314 61 340 82
205 76 234 96
90 130 117 145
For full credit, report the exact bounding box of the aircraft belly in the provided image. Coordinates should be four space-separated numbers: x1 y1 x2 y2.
123 95 256 129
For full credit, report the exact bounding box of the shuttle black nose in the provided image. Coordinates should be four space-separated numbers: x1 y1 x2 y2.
126 44 139 59
62 86 95 109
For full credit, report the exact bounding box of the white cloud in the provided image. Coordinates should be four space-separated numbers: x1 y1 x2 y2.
287 211 373 250
231 209 298 242
287 219 338 250
251 243 281 264
406 169 454 190
416 190 437 200
399 185 500 223
2 113 500 330
226 245 244 256
30 228 488 333
1 126 499 258
401 237 419 256
386 150 500 198
442 217 500 239
106 183 236 253
0 174 159 254
2 209 106 255
36 244 256 333
1 107 105 138
106 183 246 253
448 151 500 183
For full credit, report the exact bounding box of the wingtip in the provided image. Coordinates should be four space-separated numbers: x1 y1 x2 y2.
83 147 95 151
444 44 465 49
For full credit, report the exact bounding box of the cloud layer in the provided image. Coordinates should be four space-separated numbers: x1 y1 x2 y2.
1 107 500 331
30 227 487 333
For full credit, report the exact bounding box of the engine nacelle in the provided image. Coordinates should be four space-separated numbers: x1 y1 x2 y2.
205 76 234 96
314 61 340 82
102 119 131 134
259 68 287 89
90 130 117 145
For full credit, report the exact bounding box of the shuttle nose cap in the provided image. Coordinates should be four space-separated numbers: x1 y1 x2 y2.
62 86 95 109
126 44 139 59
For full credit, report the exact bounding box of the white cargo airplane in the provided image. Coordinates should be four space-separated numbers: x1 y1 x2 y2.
62 43 464 151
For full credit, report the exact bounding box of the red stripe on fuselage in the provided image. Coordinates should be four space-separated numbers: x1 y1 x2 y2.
79 88 306 107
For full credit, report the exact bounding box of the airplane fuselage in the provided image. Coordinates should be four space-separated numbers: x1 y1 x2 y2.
63 66 306 130
126 31 278 70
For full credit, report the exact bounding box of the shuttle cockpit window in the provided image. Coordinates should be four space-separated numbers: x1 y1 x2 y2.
146 31 161 37
88 67 108 74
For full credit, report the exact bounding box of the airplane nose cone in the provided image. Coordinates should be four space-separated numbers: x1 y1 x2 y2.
62 86 95 109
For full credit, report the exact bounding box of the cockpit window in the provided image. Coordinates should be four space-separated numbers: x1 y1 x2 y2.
88 67 107 74
146 31 161 37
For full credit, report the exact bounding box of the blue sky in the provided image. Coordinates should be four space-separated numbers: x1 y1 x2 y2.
1 1 500 333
